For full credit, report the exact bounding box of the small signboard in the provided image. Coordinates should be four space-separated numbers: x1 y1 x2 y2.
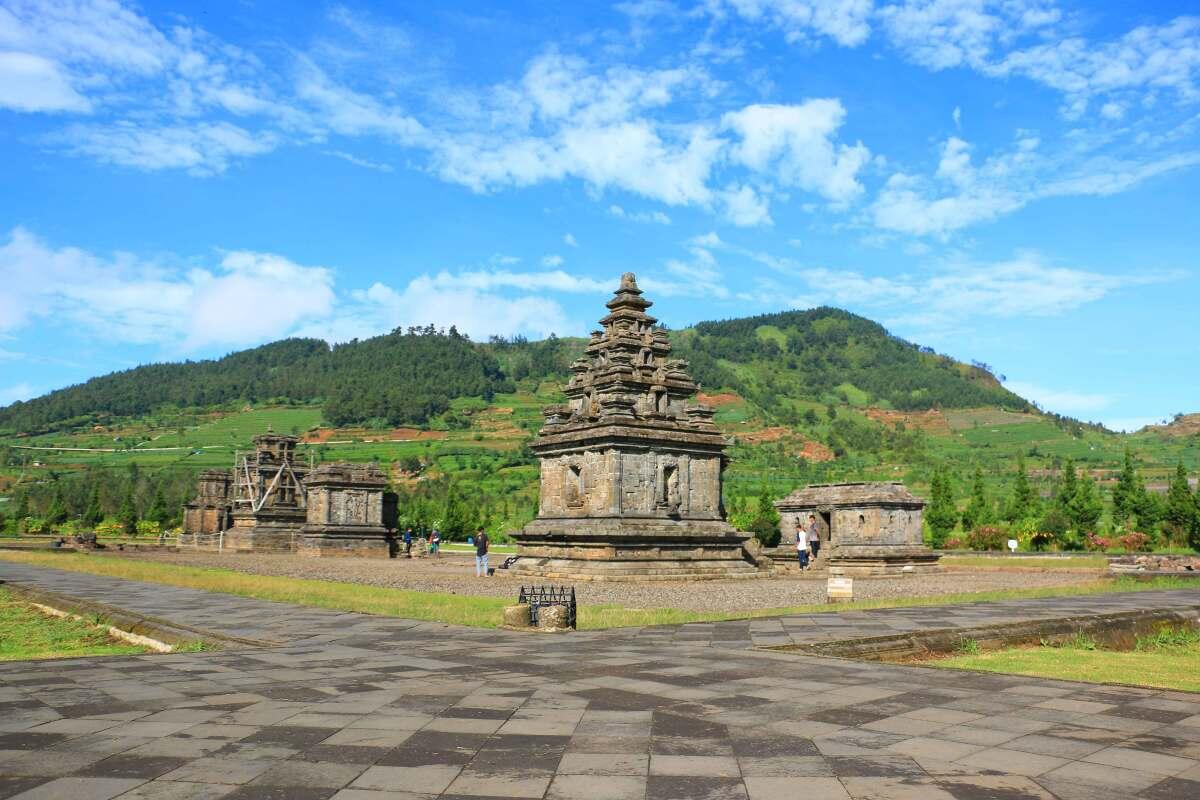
1007 539 1018 553
827 576 853 603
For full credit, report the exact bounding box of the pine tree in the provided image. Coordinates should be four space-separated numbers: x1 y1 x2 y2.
82 484 104 527
926 468 957 548
45 488 68 525
1067 475 1103 533
1005 455 1037 522
1112 447 1144 527
1164 463 1197 544
117 486 137 536
1055 458 1078 514
961 467 990 531
12 491 29 523
145 485 169 526
749 485 781 547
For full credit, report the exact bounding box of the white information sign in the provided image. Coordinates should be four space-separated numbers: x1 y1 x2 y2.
827 577 854 603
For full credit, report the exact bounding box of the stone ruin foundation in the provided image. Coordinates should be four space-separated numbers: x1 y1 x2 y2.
510 273 760 581
774 482 941 576
298 463 396 558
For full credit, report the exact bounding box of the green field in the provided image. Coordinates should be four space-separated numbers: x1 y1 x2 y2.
0 586 149 661
931 629 1200 692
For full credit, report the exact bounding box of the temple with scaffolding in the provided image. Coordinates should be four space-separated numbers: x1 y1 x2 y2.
224 429 310 552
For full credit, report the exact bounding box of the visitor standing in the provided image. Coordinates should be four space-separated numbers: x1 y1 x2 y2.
403 527 413 558
475 528 490 577
807 516 820 562
795 522 809 570
430 528 440 556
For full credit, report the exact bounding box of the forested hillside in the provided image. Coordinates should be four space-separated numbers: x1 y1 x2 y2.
0 326 512 434
1 307 1031 435
673 308 1031 420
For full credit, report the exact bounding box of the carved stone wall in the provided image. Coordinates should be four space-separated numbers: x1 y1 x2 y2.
298 463 393 558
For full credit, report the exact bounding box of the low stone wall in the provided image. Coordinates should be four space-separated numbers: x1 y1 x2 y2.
770 606 1200 662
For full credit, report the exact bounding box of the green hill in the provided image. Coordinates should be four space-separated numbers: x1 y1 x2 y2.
0 307 1029 436
2 307 1196 550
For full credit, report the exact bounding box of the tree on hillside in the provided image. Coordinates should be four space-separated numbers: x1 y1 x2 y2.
1055 458 1078 514
45 488 68 526
145 486 169 527
82 484 103 527
1164 463 1198 545
926 468 957 548
1111 447 1144 527
117 486 137 536
960 467 991 531
1067 475 1103 533
748 486 782 547
1004 455 1038 523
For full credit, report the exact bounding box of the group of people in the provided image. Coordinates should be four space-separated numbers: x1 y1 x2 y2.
399 525 492 578
794 514 821 570
401 526 441 557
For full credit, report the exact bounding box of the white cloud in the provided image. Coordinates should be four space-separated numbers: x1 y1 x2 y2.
315 277 577 342
871 134 1200 237
714 0 874 47
58 121 278 175
563 233 579 247
0 51 90 112
608 204 672 224
0 227 334 350
723 100 870 205
718 184 773 226
541 254 564 267
1004 381 1112 414
326 150 394 172
0 382 36 406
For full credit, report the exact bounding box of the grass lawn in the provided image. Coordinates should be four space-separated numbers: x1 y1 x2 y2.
0 586 149 661
0 550 1194 631
931 630 1200 692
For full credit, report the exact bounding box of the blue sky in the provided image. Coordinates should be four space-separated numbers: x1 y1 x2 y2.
1 0 1198 431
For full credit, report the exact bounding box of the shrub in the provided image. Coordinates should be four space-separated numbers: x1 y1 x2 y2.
135 520 161 538
944 537 964 550
1117 531 1151 553
1084 532 1112 551
94 520 123 538
967 525 1007 551
1029 529 1056 552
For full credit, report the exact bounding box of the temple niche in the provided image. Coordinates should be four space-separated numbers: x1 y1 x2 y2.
511 273 761 581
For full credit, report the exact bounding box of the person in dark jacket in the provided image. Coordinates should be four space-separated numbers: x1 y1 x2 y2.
475 528 490 577
403 527 413 558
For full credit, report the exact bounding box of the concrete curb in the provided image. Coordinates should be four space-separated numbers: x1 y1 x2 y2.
0 580 279 651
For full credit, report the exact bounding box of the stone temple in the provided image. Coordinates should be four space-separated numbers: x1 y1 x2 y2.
511 273 760 581
774 482 941 575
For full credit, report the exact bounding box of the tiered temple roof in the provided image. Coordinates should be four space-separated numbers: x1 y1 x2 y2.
540 272 718 437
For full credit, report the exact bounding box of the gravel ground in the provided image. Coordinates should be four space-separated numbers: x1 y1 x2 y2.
109 550 1103 613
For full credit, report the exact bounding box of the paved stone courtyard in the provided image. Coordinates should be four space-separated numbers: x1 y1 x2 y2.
1 561 1199 799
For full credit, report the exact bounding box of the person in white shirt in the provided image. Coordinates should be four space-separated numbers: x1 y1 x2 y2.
795 522 810 570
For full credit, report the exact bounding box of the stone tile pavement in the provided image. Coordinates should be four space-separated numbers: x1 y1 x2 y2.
2 561 1199 799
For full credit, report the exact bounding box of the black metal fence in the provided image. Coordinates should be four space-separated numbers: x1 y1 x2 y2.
518 585 577 629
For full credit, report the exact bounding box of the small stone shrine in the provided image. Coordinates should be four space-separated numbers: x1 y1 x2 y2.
224 430 309 552
181 469 232 539
298 463 396 558
511 273 759 581
774 482 941 575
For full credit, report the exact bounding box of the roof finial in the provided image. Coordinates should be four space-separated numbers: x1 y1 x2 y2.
619 272 638 292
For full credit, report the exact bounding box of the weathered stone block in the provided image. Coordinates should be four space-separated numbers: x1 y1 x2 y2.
538 604 571 631
503 604 532 629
